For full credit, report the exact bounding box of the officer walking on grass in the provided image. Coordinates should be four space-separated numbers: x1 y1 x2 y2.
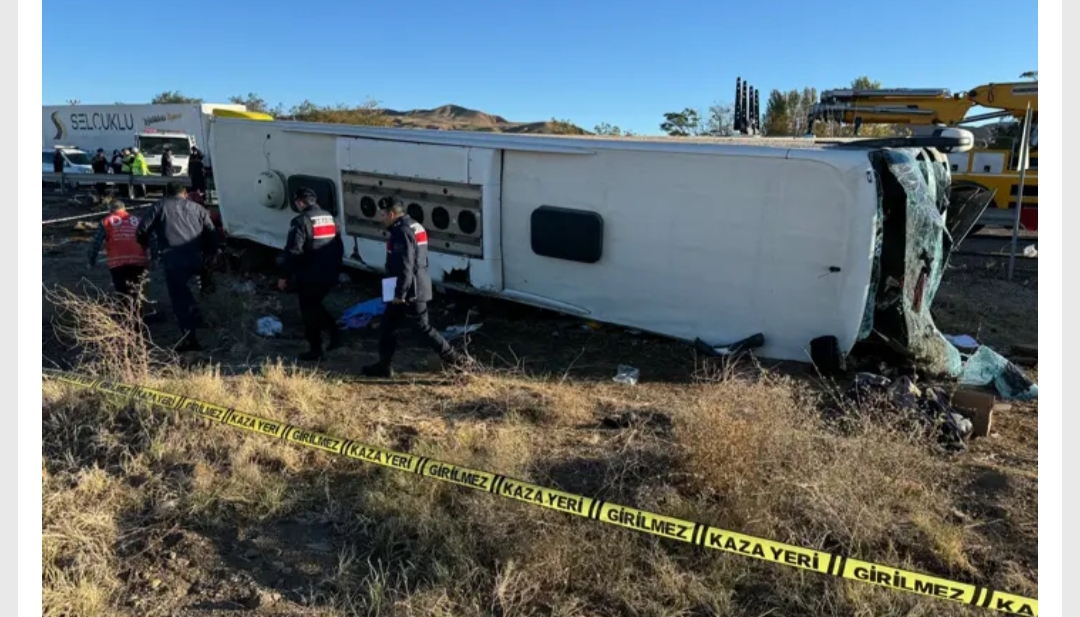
361 197 470 378
136 182 219 351
277 188 345 361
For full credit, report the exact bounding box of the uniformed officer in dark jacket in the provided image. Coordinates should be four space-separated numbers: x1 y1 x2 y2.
278 188 345 361
136 182 219 351
188 147 206 193
362 197 468 377
91 148 110 198
161 146 174 177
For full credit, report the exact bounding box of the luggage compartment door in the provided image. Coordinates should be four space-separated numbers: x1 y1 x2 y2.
337 137 504 292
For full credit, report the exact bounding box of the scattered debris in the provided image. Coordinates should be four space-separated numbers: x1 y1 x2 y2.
959 346 1038 401
232 280 257 294
68 193 97 208
338 298 385 330
844 373 972 447
600 409 673 433
950 388 998 438
613 365 640 385
256 316 283 338
241 588 279 609
442 323 482 341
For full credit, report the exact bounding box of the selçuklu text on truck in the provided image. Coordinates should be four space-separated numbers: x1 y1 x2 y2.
207 115 972 376
41 102 250 178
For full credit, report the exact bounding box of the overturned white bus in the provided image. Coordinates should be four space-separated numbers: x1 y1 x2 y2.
209 118 971 375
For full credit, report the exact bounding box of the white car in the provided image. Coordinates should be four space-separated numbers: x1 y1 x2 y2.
42 147 94 189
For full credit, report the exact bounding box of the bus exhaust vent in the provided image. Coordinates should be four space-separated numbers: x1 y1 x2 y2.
341 171 484 258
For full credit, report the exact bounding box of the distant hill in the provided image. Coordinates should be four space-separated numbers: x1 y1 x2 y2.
380 104 588 135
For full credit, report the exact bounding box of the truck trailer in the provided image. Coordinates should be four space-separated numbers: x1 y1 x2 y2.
208 117 971 375
42 103 249 177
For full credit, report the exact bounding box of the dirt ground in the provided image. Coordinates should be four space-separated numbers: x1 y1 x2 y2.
41 196 1039 617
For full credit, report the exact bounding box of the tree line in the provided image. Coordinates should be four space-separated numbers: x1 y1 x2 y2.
145 69 1038 139
649 70 1038 139
147 82 887 137
151 91 394 127
648 76 899 139
151 91 588 134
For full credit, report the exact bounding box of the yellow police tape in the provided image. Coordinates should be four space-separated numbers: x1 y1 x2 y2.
45 371 1039 616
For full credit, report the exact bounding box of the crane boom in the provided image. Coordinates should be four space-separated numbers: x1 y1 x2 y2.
964 81 1037 116
807 80 1039 233
809 81 1037 128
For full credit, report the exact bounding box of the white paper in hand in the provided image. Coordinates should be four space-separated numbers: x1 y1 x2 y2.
382 277 397 303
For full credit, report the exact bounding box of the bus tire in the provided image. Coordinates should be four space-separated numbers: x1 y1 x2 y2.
810 335 846 376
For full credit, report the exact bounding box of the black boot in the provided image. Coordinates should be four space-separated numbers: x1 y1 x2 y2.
361 363 393 378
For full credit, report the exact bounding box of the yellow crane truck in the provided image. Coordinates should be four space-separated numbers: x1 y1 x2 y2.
809 81 1038 232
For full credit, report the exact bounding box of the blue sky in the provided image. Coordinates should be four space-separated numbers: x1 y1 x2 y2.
42 0 1037 135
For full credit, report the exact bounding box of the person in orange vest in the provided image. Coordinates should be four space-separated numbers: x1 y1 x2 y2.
87 198 151 305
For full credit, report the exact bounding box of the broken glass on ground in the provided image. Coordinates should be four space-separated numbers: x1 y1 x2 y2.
256 316 283 338
613 365 640 385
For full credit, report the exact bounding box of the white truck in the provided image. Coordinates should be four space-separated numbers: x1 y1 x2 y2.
42 103 249 177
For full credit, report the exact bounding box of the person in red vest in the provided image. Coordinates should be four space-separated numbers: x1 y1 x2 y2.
87 198 151 305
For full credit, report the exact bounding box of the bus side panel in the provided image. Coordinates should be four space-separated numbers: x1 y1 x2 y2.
499 148 877 362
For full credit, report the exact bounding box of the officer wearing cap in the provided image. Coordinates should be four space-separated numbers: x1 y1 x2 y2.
91 148 110 199
362 196 469 377
278 188 345 361
137 181 219 351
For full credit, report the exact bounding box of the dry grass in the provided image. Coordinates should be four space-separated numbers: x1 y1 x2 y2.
44 277 175 380
41 253 1039 616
